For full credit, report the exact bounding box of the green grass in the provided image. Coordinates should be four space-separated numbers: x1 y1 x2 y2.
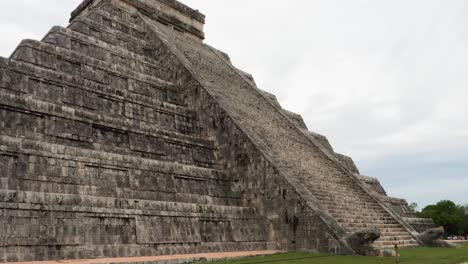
212 243 468 264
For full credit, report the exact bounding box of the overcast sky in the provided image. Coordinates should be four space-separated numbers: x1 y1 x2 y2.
0 0 466 209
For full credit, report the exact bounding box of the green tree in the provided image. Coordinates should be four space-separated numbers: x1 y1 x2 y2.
464 204 468 235
409 202 418 212
417 200 465 235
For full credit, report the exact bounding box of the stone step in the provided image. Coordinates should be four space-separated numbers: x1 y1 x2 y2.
306 179 369 189
40 26 195 121
325 204 386 212
319 198 379 209
307 177 364 187
1 58 200 136
343 226 410 234
374 239 418 247
379 231 414 236
0 176 241 207
325 204 388 212
334 212 396 220
8 41 196 132
0 133 220 180
311 188 375 201
376 235 415 242
45 25 164 73
330 213 390 220
315 194 381 205
380 233 415 239
316 197 380 210
328 209 387 216
341 222 404 229
379 236 414 242
0 190 254 218
0 91 217 168
342 225 406 233
377 235 415 241
329 211 388 218
337 218 398 225
311 187 374 198
0 135 239 205
343 225 408 232
85 6 148 42
43 26 170 84
8 37 201 134
317 193 379 202
68 16 153 57
11 40 173 100
343 227 411 236
328 209 389 217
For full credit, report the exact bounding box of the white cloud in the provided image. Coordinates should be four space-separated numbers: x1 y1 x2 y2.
0 0 82 56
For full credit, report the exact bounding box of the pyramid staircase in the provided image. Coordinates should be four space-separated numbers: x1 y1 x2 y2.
144 5 420 250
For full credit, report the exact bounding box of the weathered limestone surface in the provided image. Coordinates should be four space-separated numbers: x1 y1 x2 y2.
0 0 429 261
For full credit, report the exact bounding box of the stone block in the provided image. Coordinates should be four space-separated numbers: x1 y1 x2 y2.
129 133 166 155
81 64 109 84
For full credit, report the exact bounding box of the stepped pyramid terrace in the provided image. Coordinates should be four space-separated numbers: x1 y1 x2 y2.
0 0 436 261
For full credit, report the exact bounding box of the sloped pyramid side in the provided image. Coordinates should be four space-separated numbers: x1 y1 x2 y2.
131 5 355 254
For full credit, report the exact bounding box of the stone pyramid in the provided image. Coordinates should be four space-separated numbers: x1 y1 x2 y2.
0 0 434 261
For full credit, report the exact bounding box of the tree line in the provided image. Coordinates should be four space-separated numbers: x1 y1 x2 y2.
415 200 468 236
